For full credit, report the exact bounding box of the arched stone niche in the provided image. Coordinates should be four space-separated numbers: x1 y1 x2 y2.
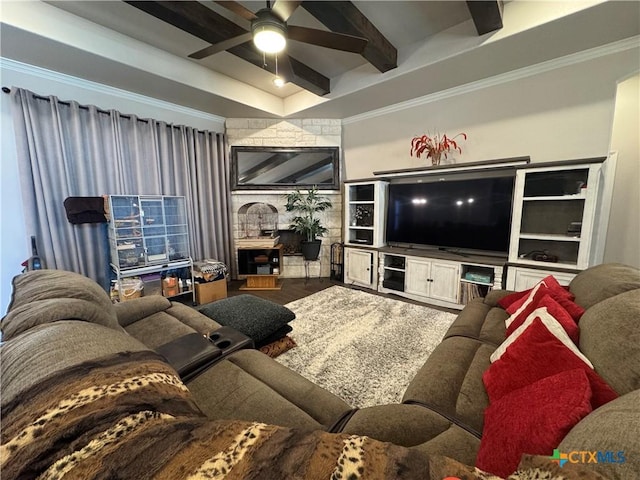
237 202 278 238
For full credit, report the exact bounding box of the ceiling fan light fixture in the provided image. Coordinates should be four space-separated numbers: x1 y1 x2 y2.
273 76 285 88
253 25 286 53
252 9 287 53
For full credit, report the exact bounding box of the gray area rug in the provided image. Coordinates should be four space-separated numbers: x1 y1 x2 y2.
276 285 457 408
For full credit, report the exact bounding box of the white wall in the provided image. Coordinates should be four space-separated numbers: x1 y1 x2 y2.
0 59 225 314
342 47 640 267
0 86 27 315
604 73 640 268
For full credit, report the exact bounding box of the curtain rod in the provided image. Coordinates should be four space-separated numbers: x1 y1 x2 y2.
3 86 148 123
2 86 217 135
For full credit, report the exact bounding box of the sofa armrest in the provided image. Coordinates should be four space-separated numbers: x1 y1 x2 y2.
482 289 513 308
156 333 221 380
114 296 172 327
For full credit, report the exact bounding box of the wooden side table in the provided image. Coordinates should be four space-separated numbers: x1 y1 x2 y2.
237 243 284 291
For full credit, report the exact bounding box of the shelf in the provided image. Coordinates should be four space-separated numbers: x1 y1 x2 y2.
460 278 493 287
111 259 192 275
344 181 387 248
519 233 581 242
523 194 586 201
236 244 283 277
383 266 405 272
513 258 578 268
509 162 602 271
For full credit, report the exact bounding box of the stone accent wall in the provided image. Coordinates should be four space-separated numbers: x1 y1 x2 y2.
231 192 342 279
226 118 341 146
226 118 343 279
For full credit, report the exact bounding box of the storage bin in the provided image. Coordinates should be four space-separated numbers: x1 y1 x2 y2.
163 277 180 297
140 273 162 296
195 278 228 305
119 278 144 301
256 265 271 275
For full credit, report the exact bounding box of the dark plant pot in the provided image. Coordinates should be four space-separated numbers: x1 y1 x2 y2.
301 240 322 261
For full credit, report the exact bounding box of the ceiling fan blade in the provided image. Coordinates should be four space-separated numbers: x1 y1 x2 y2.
188 32 253 59
287 26 368 54
271 0 301 22
214 1 257 21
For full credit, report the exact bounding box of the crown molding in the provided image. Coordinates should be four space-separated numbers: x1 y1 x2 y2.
343 36 640 125
0 57 226 125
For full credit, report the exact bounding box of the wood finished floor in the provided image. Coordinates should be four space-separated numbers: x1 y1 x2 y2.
224 277 458 314
226 277 336 304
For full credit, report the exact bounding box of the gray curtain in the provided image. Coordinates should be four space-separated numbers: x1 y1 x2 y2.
10 87 233 289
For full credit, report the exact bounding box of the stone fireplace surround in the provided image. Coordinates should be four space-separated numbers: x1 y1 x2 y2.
226 117 343 280
231 191 342 279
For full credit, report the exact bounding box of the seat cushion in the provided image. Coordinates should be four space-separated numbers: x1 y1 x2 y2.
186 349 351 430
198 294 295 343
124 311 199 350
339 403 481 466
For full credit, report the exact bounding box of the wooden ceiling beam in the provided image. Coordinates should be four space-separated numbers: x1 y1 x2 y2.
125 1 330 96
466 1 504 36
301 1 397 73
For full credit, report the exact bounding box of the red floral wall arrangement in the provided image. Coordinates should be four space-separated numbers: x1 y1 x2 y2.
410 132 467 166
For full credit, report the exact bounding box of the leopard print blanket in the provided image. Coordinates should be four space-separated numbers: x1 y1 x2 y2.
0 350 607 479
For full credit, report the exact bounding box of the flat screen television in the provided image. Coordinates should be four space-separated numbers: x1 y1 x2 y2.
385 175 515 254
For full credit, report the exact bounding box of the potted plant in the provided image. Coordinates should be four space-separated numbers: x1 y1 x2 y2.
410 132 467 166
284 187 333 261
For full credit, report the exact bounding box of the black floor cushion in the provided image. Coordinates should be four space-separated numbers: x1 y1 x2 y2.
198 294 295 344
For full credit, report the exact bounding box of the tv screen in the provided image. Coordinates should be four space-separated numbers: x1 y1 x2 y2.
385 175 514 253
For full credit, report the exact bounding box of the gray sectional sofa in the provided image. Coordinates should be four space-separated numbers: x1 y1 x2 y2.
2 263 639 479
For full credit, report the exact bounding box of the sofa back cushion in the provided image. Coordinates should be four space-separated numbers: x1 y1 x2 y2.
1 320 151 408
569 264 640 309
2 269 121 340
578 289 640 396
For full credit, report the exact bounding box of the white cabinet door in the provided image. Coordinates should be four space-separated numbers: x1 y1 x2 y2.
345 248 377 288
405 257 431 297
430 261 460 303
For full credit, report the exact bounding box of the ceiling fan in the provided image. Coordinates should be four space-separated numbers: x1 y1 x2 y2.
189 0 368 60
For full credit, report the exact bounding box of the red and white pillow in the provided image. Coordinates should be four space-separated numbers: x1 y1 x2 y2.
504 292 580 343
498 275 573 312
476 275 618 477
484 317 617 408
491 307 585 364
